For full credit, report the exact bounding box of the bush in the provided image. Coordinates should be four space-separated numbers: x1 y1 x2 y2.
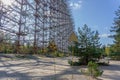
68 60 83 66
110 56 120 60
46 51 65 57
109 52 120 60
87 61 103 78
97 62 109 66
55 52 64 57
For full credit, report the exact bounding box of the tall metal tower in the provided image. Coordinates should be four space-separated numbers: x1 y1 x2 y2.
0 0 75 53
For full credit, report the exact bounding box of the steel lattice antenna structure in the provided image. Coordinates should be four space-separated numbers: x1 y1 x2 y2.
0 0 75 53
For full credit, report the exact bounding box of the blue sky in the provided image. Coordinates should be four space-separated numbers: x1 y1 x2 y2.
69 0 120 45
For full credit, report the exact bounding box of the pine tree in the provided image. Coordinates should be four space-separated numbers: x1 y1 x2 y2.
111 7 120 53
76 24 101 64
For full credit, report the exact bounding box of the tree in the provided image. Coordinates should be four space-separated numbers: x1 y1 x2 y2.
110 7 120 53
105 46 110 56
0 30 4 43
47 40 57 52
0 31 5 52
109 44 120 60
74 24 101 64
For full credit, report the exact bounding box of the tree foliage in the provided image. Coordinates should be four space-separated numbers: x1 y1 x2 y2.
47 40 57 52
110 7 120 53
71 24 102 64
0 30 4 43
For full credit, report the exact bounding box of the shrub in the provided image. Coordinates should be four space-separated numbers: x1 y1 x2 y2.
68 60 83 66
46 51 65 58
87 61 103 78
110 52 120 60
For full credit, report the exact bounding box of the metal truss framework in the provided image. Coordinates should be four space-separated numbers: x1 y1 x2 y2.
0 0 75 53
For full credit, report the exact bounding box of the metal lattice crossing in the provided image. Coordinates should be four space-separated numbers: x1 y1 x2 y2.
0 0 75 53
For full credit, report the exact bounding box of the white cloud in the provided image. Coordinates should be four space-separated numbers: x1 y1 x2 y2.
69 0 82 10
99 34 111 38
